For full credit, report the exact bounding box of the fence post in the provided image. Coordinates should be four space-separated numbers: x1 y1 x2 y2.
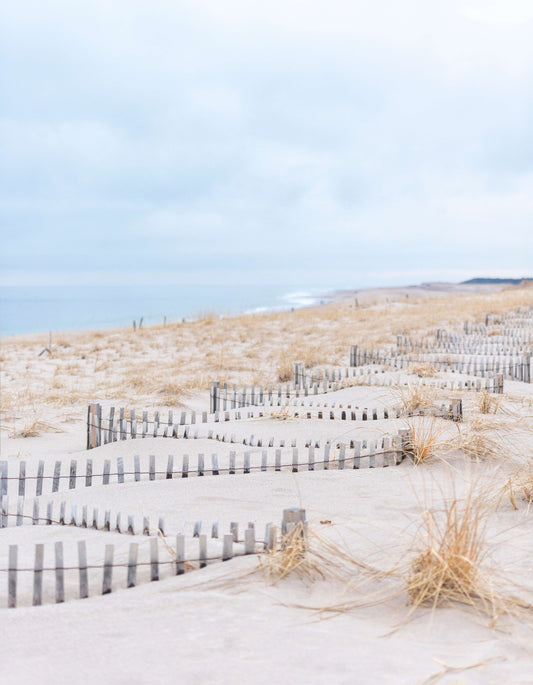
0 461 7 496
282 508 306 536
210 381 220 414
102 545 114 595
87 403 102 449
33 544 44 606
8 545 17 608
293 361 303 389
244 527 255 554
176 534 185 575
281 508 307 552
398 428 412 461
525 354 531 383
127 543 138 588
451 398 463 422
150 538 159 582
55 541 64 604
222 534 233 561
350 345 359 367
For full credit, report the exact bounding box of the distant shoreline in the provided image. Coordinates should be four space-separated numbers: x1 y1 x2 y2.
0 280 510 342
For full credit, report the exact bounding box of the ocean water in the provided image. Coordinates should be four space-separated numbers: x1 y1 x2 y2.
0 285 325 337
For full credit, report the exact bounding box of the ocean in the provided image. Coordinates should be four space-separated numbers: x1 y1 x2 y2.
0 284 326 338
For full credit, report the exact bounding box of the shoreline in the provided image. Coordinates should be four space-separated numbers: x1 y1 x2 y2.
0 280 509 343
0 284 328 341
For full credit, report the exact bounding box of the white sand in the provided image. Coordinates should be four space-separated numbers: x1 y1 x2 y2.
1 283 533 683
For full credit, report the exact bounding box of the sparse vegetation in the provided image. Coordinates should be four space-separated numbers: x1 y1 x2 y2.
477 390 501 415
394 385 439 417
404 484 529 621
411 362 437 377
404 417 450 465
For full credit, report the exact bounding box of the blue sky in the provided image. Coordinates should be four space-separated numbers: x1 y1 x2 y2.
1 0 532 289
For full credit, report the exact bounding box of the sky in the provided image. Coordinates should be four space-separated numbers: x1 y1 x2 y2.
1 0 532 290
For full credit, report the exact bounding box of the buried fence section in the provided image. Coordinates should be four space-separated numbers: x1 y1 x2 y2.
2 508 316 608
87 370 498 449
0 438 411 506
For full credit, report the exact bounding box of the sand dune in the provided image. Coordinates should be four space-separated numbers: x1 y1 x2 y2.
1 281 533 684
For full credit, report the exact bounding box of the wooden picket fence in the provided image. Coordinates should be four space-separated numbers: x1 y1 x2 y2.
2 430 415 500
86 396 462 450
1 507 306 608
348 348 530 381
348 308 532 382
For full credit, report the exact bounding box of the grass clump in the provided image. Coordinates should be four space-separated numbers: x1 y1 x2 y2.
404 417 450 465
406 479 533 622
277 354 294 383
453 419 503 461
506 469 533 509
394 384 438 417
261 522 317 584
477 391 501 415
408 496 485 610
411 363 437 378
12 419 65 438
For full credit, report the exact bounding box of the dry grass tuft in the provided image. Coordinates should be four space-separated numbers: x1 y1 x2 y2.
506 469 533 510
260 522 319 584
453 419 503 461
270 406 291 420
404 484 532 622
404 417 450 465
156 383 189 407
394 384 438 416
477 391 501 415
12 419 65 438
411 363 438 378
277 354 294 383
407 492 485 611
259 523 390 588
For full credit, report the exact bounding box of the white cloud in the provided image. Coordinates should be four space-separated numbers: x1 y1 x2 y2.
0 0 532 286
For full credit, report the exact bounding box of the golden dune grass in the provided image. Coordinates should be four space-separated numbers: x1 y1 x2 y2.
1 283 532 435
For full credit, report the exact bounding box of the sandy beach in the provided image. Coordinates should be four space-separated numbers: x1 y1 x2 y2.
1 281 533 684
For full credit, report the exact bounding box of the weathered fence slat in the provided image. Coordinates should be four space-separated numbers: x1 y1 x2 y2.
52 461 61 493
117 457 124 484
103 459 111 485
222 534 233 561
150 538 159 581
85 459 93 487
55 541 64 604
14 496 23 526
230 521 238 542
245 527 255 554
166 455 174 479
176 534 185 575
127 543 138 588
69 460 77 489
102 544 114 594
36 460 44 497
0 461 7 496
33 544 44 606
33 499 40 525
8 545 17 608
199 534 207 569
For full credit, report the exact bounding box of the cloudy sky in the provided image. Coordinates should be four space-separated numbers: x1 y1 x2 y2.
1 0 532 289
